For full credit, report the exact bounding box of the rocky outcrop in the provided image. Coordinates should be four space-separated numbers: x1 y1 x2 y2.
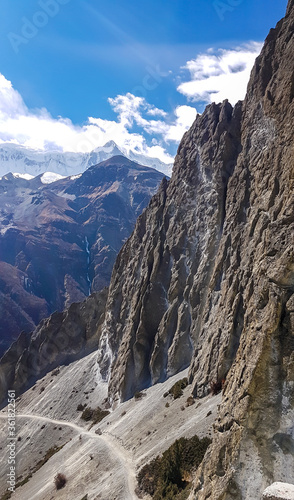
0 288 108 407
98 100 242 401
97 1 293 497
0 156 164 354
263 483 294 500
188 4 294 498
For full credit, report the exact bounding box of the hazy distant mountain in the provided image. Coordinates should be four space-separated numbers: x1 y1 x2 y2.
0 155 165 355
0 140 172 178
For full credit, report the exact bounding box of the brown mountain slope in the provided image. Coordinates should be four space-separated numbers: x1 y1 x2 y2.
0 156 164 355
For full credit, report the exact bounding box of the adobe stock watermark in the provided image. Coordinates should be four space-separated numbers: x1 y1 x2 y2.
7 390 16 494
213 0 245 21
8 0 71 54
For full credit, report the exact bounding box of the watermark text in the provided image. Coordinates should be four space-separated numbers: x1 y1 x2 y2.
7 390 16 493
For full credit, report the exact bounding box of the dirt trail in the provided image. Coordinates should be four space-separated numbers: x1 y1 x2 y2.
0 412 138 499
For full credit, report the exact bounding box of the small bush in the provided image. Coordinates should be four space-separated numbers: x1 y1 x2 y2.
168 378 188 400
210 380 222 395
54 473 67 490
186 396 194 407
165 402 170 408
81 406 110 426
134 391 145 400
81 407 93 421
91 407 110 426
77 403 87 412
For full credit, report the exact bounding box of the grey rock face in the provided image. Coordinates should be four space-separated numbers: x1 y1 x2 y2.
0 3 292 497
191 3 294 498
97 1 293 497
98 101 242 402
0 288 108 407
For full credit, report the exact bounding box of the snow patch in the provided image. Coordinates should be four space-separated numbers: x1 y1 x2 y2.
0 141 172 178
70 173 82 180
40 172 65 184
12 172 34 180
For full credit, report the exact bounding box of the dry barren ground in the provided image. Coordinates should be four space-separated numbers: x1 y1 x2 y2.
0 352 220 499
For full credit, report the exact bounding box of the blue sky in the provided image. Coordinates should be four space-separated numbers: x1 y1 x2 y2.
0 0 288 162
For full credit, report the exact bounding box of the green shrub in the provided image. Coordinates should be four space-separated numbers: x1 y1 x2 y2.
77 403 87 412
134 391 145 400
81 406 110 426
168 378 188 400
81 407 93 421
137 434 211 499
91 407 110 426
137 456 162 495
54 473 67 490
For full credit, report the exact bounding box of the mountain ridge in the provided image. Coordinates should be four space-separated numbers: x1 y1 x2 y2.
0 156 164 355
0 140 172 178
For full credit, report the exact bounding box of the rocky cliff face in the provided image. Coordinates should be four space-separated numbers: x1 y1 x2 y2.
190 4 294 498
98 100 242 401
0 156 163 354
97 2 293 497
0 288 108 405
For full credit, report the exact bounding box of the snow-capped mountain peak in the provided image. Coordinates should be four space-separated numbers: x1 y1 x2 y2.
0 142 173 178
40 172 66 184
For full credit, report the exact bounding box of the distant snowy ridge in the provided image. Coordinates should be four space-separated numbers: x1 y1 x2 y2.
0 141 173 178
40 172 65 184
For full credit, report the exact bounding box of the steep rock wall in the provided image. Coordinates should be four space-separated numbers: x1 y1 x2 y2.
190 3 294 498
98 100 242 402
0 288 108 406
97 2 293 497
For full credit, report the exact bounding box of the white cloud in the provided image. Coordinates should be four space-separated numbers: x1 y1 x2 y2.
165 106 197 142
0 76 196 166
0 76 174 164
178 42 263 105
0 40 261 167
108 93 196 143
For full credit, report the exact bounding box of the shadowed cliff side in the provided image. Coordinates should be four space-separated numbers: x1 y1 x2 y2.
0 288 108 408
